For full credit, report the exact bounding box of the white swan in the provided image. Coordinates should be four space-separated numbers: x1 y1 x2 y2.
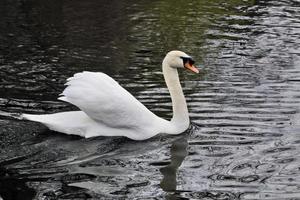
22 50 199 140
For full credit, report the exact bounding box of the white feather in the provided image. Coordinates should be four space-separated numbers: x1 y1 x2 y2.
22 51 196 140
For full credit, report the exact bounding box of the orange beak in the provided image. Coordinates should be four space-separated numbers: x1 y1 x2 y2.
184 62 199 73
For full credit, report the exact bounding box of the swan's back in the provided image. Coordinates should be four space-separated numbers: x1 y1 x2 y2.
59 72 156 127
24 71 163 140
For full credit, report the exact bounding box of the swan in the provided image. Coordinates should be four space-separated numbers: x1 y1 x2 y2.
22 50 199 140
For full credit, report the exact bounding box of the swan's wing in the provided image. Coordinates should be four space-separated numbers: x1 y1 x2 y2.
58 71 157 130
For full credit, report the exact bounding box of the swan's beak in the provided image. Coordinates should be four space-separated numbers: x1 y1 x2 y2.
184 62 199 74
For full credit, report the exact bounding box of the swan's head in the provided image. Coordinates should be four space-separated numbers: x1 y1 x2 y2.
163 50 199 73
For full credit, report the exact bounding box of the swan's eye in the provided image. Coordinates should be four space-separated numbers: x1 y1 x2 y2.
180 56 195 65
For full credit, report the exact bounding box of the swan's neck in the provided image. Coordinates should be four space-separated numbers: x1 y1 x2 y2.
162 59 189 133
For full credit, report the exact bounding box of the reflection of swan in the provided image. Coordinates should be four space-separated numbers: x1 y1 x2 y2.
22 51 199 140
160 134 189 192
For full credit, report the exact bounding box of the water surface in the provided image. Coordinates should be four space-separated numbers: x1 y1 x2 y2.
1 0 300 199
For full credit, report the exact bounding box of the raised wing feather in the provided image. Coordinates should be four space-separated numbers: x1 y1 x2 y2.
58 71 157 130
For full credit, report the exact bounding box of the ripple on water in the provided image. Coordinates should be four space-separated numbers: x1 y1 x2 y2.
0 0 300 199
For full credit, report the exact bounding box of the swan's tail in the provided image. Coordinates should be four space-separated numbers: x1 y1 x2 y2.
21 113 46 123
0 110 54 124
20 111 94 137
21 113 75 125
0 110 23 120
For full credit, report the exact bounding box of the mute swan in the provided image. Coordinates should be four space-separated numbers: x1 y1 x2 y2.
22 50 199 140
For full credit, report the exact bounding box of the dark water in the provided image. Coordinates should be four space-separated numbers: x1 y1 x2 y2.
1 0 300 199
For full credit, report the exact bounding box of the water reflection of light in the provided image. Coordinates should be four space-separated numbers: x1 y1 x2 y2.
1 0 300 199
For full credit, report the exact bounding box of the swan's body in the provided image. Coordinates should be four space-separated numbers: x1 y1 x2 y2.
22 51 199 140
